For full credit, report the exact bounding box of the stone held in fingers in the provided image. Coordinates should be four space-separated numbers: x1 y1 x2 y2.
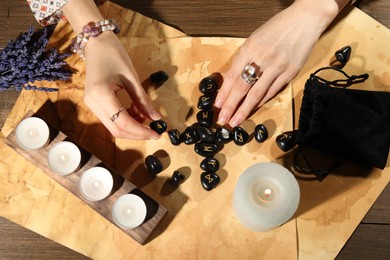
254 124 268 143
233 126 249 146
197 95 215 110
168 129 181 146
149 70 169 84
200 157 220 172
196 109 214 127
276 130 298 152
194 142 219 157
170 170 185 186
201 172 221 191
150 119 167 134
216 127 233 144
145 155 163 175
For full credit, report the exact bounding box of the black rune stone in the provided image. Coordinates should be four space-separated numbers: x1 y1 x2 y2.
197 95 215 110
149 70 169 84
200 172 220 191
197 126 216 143
254 124 269 143
200 157 220 172
198 73 223 94
170 170 185 186
276 130 298 152
168 129 181 146
145 155 163 175
199 77 218 95
233 126 249 146
216 127 233 144
196 109 214 127
180 126 199 145
335 46 351 65
150 120 167 134
194 142 218 157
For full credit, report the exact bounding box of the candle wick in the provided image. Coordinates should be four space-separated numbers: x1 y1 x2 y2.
28 129 37 138
59 154 68 163
123 207 133 219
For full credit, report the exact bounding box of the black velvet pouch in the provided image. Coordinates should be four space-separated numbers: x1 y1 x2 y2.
296 67 390 175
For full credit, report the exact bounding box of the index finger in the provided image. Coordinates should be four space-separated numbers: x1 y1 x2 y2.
215 46 253 109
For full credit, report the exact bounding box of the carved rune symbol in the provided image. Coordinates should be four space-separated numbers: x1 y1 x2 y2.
202 111 208 119
203 146 213 152
280 134 288 140
208 161 217 167
238 133 243 142
205 174 214 183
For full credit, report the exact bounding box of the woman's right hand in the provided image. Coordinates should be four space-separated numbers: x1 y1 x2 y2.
83 31 162 140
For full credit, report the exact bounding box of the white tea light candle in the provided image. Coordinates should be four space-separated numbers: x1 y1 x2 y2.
79 166 113 202
47 141 81 176
233 162 300 232
112 194 147 229
15 117 50 150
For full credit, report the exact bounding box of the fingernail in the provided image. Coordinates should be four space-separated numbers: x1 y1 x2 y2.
149 134 161 140
217 113 228 125
150 110 161 121
214 98 223 108
229 116 241 128
229 119 238 128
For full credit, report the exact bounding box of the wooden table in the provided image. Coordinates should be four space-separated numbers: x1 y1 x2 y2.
1 0 389 258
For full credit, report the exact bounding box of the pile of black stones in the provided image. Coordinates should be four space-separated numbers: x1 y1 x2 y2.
145 71 270 191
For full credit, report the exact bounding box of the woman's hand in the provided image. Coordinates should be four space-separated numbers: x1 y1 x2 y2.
84 32 161 140
62 0 161 140
215 0 346 127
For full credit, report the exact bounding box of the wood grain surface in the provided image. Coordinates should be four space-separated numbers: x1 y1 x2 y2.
0 0 389 259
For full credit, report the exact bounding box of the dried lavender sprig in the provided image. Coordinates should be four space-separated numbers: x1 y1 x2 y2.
0 26 73 92
0 84 58 92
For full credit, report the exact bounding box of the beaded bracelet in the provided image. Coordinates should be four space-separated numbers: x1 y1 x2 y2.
70 19 120 60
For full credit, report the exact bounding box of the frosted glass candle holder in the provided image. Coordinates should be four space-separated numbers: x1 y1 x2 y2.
47 141 81 176
233 162 300 232
112 194 147 229
79 166 113 202
15 117 50 151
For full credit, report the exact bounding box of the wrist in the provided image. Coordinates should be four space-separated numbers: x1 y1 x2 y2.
70 19 120 60
62 0 104 34
292 0 349 31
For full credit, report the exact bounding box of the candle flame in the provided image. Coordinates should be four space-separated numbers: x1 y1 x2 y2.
264 188 272 197
257 187 275 203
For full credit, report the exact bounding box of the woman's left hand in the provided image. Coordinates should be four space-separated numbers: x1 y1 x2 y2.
214 0 341 127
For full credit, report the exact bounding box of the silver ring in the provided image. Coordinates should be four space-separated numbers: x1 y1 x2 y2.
241 64 261 84
110 107 124 122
